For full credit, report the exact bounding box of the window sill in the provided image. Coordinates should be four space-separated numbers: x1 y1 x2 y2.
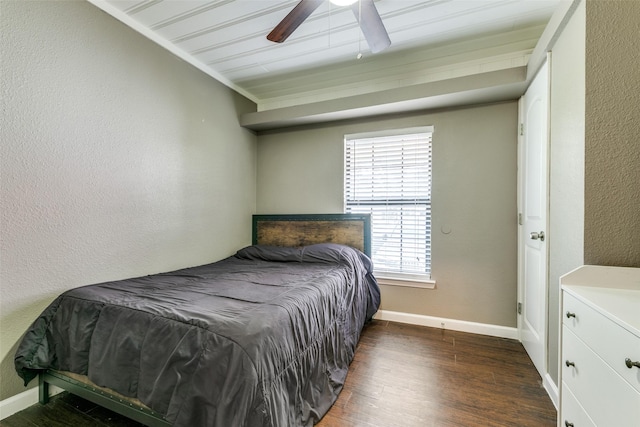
375 275 436 289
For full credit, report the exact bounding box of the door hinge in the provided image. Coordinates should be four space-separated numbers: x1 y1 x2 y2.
518 213 523 225
517 302 522 315
520 123 524 136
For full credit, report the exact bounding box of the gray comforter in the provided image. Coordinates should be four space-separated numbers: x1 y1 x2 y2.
15 243 380 426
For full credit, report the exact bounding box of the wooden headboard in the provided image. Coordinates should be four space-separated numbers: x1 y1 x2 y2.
252 214 371 257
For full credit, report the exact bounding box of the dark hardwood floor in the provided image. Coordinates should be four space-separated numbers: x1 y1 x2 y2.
317 321 556 427
1 321 556 427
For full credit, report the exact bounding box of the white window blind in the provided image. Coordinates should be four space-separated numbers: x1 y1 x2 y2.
345 130 432 279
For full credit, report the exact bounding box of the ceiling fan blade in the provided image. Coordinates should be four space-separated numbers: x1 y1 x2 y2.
267 0 324 43
351 0 391 54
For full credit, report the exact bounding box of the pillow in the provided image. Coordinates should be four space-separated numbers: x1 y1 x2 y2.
235 243 373 273
234 245 303 262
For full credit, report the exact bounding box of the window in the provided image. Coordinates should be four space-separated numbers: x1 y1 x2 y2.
344 127 433 286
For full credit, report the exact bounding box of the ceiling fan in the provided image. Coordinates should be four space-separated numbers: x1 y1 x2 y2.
267 0 391 54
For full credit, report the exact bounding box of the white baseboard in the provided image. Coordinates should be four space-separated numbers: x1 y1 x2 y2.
543 373 559 410
373 309 519 340
0 384 63 420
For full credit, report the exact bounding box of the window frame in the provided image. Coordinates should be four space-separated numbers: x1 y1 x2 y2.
344 126 435 289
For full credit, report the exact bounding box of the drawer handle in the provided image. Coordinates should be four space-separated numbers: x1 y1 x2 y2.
625 358 640 369
565 422 574 427
565 360 575 368
566 311 576 319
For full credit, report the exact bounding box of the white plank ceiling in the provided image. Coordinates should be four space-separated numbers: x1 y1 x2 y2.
90 0 562 115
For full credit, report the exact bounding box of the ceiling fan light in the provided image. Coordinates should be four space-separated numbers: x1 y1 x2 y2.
330 0 358 6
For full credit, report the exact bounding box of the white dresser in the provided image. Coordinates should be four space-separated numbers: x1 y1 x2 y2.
559 266 640 427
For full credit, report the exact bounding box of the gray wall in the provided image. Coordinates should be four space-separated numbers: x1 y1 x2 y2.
257 102 519 328
0 1 257 400
583 0 640 267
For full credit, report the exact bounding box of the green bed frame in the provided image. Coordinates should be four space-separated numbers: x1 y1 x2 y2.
39 370 170 426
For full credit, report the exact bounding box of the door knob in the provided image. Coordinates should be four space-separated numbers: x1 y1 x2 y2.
530 231 545 241
625 358 640 369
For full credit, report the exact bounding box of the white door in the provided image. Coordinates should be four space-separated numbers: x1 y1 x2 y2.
518 58 549 379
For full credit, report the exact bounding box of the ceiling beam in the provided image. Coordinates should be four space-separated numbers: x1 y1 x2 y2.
240 67 526 131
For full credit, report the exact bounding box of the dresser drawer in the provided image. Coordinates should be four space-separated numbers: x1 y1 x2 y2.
560 384 596 427
563 291 640 392
562 326 640 426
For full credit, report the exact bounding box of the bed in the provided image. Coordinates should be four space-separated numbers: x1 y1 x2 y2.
14 214 380 427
